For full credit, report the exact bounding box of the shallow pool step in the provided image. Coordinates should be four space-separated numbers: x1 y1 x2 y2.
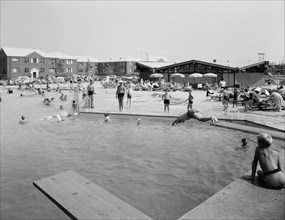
33 170 152 220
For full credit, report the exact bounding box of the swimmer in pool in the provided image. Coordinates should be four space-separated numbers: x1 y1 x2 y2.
137 118 141 125
19 115 29 125
235 138 249 150
172 109 218 126
42 112 79 121
104 114 111 122
243 133 285 189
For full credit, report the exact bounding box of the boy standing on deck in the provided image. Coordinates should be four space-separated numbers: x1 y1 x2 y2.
162 89 171 113
243 133 285 189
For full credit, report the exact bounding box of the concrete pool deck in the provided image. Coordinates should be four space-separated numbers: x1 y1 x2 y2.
78 82 285 131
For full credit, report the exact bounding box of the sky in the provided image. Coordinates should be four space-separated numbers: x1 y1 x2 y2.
1 0 284 67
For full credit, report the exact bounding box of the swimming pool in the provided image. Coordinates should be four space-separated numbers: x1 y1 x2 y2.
1 89 284 220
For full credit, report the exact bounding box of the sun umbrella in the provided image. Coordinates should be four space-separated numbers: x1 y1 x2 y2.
189 73 203 78
189 73 203 83
150 73 163 78
171 73 185 78
204 73 217 77
204 73 217 84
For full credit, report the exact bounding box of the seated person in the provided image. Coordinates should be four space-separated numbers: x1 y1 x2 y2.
7 88 13 94
172 109 218 126
206 88 214 97
243 133 285 189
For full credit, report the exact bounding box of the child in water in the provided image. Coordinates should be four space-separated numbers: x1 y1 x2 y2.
104 114 111 122
235 138 249 150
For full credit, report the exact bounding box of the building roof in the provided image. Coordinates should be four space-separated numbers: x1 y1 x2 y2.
76 56 100 63
2 47 78 60
239 61 268 70
136 61 175 69
156 59 237 71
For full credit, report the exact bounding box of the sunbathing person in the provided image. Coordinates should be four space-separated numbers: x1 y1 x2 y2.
172 109 218 126
243 133 285 189
270 91 285 111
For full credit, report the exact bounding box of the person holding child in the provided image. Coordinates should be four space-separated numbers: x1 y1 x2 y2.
243 133 285 189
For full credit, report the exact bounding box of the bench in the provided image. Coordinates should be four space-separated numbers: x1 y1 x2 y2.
33 170 152 220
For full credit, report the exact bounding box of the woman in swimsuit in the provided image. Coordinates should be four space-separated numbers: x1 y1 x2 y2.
243 133 285 189
185 89 194 111
126 82 132 110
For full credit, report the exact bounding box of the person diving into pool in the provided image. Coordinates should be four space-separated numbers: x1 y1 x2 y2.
172 109 218 126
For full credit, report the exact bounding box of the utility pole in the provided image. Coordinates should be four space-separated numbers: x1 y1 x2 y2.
141 51 149 61
258 53 265 62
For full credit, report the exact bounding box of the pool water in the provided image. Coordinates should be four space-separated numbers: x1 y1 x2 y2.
1 89 284 220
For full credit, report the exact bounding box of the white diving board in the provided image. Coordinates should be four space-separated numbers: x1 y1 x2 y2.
33 170 153 220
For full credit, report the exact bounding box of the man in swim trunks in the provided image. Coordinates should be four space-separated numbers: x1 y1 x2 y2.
243 133 285 189
87 80 96 108
172 109 218 126
116 80 125 112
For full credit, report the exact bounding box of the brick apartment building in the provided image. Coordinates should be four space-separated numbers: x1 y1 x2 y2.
0 47 98 80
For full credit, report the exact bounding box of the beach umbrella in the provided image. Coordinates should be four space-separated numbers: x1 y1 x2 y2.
204 73 217 77
204 72 217 84
189 73 203 78
171 73 185 78
150 73 163 78
171 73 185 83
189 73 203 83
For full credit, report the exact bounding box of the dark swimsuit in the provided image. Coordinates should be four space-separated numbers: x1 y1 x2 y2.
263 168 282 176
164 100 170 105
186 109 199 117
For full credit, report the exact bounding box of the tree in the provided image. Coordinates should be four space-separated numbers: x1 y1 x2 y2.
55 59 64 76
85 59 90 74
105 64 114 76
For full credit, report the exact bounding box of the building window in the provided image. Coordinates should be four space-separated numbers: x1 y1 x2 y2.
66 60 73 65
39 58 44 63
11 58 19 63
40 68 45 73
24 58 29 63
12 68 20 73
67 68 73 73
50 59 55 65
49 68 55 73
24 68 29 73
31 58 38 63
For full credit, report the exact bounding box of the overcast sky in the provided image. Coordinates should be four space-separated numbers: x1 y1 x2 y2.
1 1 284 66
